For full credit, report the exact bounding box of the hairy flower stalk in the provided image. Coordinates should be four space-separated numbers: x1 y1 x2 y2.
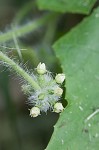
0 52 40 90
0 52 65 117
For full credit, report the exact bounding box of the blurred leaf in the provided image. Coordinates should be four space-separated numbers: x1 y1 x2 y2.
46 7 99 150
37 0 96 14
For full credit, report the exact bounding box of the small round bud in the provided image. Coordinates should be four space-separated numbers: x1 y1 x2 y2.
30 107 40 117
55 74 65 84
37 62 46 74
53 102 64 113
54 87 63 96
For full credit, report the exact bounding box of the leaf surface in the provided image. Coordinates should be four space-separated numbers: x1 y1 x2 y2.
46 7 99 150
37 0 96 14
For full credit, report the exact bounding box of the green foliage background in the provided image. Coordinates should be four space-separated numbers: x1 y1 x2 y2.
0 0 99 150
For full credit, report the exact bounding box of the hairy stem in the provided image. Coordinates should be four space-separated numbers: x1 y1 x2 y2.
0 52 41 90
0 13 59 42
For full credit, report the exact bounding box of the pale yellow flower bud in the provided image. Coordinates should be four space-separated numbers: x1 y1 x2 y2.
37 62 46 74
54 87 63 96
54 102 64 113
30 107 40 117
55 73 65 84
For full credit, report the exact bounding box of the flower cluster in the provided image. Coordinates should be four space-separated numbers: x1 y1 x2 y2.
22 62 65 117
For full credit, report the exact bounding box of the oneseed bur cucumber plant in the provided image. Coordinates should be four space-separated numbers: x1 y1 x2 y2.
0 52 65 117
0 0 99 150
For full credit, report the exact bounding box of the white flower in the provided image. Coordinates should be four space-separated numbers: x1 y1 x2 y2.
30 107 40 117
53 102 64 113
54 87 63 96
21 62 65 115
37 62 46 74
55 73 65 84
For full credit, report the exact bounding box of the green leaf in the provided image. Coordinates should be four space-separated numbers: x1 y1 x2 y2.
46 8 99 150
37 0 96 14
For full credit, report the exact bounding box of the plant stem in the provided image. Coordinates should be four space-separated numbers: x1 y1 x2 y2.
0 52 41 90
0 13 59 42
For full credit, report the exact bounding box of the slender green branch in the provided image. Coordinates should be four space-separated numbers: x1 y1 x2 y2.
0 13 59 42
0 52 41 90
